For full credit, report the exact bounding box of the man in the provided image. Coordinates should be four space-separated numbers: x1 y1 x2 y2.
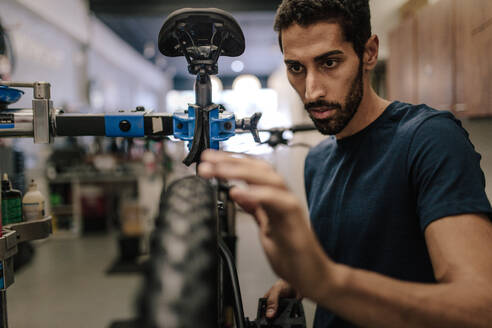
199 0 492 327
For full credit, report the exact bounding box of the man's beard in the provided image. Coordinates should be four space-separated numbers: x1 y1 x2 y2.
305 63 364 136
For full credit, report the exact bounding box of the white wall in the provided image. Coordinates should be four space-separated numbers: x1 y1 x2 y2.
0 0 172 176
1 0 86 109
15 0 90 44
1 0 171 111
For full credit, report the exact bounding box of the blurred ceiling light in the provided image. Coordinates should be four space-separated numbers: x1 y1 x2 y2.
155 56 167 69
232 74 261 93
166 65 177 77
211 76 223 94
231 60 244 73
143 41 156 58
0 55 11 75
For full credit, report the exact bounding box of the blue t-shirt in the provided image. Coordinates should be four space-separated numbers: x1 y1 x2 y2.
304 101 492 328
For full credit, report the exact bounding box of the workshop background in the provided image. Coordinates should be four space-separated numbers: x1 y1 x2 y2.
0 0 491 327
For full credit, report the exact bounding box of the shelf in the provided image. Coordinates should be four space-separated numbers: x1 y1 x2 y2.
51 205 73 215
51 229 79 239
3 216 52 244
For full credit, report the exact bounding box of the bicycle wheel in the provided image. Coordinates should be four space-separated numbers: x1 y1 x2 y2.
138 176 218 328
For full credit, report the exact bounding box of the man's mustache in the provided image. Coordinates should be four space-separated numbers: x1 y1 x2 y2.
305 101 341 111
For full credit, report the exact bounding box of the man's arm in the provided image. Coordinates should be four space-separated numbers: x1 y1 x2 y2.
198 150 492 328
318 213 492 328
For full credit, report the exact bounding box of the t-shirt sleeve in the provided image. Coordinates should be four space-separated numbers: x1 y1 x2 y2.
407 113 492 231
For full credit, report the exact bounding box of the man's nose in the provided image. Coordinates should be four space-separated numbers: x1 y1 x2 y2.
304 70 326 102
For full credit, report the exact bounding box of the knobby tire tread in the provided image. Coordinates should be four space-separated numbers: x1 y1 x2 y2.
138 176 218 328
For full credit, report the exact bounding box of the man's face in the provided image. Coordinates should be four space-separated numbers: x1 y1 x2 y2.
281 21 364 135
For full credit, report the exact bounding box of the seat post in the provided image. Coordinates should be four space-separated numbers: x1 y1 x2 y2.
195 73 212 108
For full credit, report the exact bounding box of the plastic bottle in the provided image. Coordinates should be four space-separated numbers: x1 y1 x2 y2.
22 179 45 221
1 173 22 225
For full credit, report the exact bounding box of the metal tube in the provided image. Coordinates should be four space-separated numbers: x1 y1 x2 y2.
195 74 212 107
218 238 246 328
32 99 52 143
0 109 34 138
0 81 34 88
32 82 50 100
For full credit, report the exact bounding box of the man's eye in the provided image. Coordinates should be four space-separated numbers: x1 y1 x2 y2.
288 64 304 74
322 59 337 69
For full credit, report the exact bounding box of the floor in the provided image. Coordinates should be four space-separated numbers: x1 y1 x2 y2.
6 213 315 328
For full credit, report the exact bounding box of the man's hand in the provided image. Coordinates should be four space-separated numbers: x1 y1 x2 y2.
198 150 335 300
264 280 302 318
198 150 492 327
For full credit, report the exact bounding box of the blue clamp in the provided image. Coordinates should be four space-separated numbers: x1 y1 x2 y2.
209 107 235 149
173 105 236 150
173 106 196 146
105 112 145 137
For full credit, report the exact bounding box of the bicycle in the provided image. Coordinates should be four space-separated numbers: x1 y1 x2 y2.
0 8 307 328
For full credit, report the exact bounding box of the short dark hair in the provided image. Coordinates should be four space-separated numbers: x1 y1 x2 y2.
273 0 371 58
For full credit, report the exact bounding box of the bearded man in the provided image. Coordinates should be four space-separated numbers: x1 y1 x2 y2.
199 1 492 327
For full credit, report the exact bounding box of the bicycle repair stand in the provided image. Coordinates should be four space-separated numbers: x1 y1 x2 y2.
0 7 306 327
0 217 52 328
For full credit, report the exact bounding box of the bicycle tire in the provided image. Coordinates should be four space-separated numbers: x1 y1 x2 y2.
138 176 218 328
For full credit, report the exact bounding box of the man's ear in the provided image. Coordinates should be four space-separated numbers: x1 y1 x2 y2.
363 35 379 71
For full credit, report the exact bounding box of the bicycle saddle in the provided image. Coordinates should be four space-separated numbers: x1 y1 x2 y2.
158 8 244 75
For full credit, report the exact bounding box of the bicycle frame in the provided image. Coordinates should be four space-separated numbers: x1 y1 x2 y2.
159 10 248 325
